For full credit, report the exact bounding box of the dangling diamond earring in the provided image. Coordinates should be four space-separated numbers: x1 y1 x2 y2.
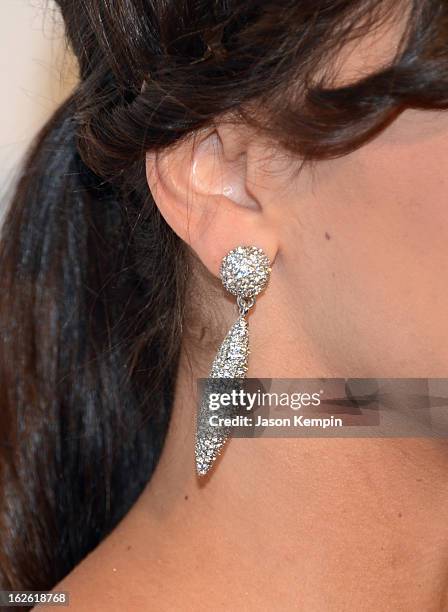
195 245 272 476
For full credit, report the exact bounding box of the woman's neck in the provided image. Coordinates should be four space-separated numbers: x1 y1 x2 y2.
54 343 448 610
128 349 448 610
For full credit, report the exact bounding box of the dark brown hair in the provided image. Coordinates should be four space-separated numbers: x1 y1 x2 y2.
1 0 447 599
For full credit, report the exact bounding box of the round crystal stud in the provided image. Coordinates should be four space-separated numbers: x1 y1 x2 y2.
220 246 271 298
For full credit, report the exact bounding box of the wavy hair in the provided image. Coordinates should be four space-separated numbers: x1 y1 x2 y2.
1 0 448 599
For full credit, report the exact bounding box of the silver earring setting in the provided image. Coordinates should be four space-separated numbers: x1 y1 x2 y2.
195 246 271 476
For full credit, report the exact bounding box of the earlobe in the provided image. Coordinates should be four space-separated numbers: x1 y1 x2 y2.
145 125 278 276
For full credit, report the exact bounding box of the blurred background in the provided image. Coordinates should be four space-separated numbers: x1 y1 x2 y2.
0 0 77 218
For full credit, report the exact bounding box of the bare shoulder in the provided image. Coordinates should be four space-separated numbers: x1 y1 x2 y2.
34 542 133 611
33 507 161 612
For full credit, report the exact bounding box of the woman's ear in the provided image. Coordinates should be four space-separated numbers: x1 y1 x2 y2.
146 124 278 276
